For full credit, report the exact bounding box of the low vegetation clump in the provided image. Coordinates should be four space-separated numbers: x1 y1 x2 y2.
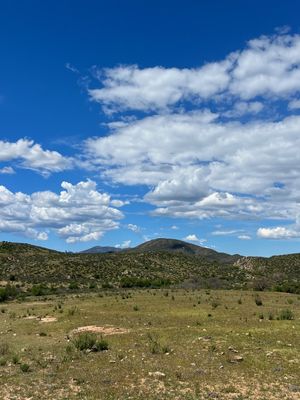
20 363 30 373
0 284 18 302
73 333 109 352
254 294 263 306
278 308 294 320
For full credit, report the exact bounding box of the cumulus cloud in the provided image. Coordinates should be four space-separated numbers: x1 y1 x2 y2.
84 109 300 225
183 234 207 245
0 166 15 174
127 224 140 233
115 240 131 248
0 180 123 243
88 32 300 113
257 226 300 239
110 199 129 207
0 139 72 174
89 61 231 113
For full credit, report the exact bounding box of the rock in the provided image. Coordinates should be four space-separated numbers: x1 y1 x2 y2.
229 355 244 363
149 371 166 379
289 384 300 393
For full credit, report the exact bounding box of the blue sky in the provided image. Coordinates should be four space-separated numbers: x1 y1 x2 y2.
1 0 300 256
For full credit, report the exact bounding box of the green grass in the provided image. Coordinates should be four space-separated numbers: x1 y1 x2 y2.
0 289 299 399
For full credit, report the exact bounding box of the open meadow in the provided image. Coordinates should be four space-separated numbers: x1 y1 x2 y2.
0 289 299 400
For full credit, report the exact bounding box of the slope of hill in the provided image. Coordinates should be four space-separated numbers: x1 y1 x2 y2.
133 238 240 264
0 240 299 293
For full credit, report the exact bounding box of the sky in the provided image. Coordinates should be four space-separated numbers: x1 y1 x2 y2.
1 0 300 256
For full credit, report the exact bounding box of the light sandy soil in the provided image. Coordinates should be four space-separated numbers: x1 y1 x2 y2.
71 325 129 335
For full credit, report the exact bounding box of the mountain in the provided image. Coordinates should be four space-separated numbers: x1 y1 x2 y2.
0 240 299 293
80 246 122 254
133 238 240 264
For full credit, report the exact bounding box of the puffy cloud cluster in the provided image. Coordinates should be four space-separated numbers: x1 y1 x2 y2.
89 33 300 113
0 180 123 243
89 61 231 113
83 32 300 240
0 139 72 175
84 111 300 223
257 226 300 239
4 32 300 242
183 234 207 245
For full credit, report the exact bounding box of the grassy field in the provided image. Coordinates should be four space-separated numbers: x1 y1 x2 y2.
0 289 299 399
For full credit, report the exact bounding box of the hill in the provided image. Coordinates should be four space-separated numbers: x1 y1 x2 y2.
0 240 299 293
133 238 240 264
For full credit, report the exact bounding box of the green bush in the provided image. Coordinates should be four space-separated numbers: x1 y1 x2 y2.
120 277 171 288
0 285 18 302
31 284 48 296
278 309 294 320
73 333 109 352
254 294 263 306
20 363 30 373
68 282 79 290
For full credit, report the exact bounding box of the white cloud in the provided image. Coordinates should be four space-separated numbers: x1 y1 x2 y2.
84 110 300 225
223 101 264 118
127 223 140 233
183 234 207 245
238 235 251 240
89 61 231 113
115 240 131 248
0 139 72 174
110 199 129 207
288 99 300 110
88 33 300 114
257 226 300 239
0 166 15 174
212 229 242 236
0 180 123 243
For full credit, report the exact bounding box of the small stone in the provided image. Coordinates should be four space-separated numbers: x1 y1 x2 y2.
229 355 244 363
149 371 166 379
228 346 238 353
289 385 300 392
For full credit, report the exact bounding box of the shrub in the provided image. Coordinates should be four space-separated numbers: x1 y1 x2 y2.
268 312 274 320
20 363 30 373
0 343 9 356
89 282 97 289
94 338 109 351
0 285 18 302
73 333 108 352
12 354 19 364
119 277 171 289
254 294 263 306
147 333 169 354
67 306 79 316
68 282 79 290
211 300 220 309
31 284 48 296
73 333 96 351
278 309 294 320
0 358 6 366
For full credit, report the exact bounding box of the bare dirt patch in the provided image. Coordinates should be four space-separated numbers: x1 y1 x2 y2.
71 325 129 336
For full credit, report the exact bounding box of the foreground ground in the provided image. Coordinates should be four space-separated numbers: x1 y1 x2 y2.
0 289 299 399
